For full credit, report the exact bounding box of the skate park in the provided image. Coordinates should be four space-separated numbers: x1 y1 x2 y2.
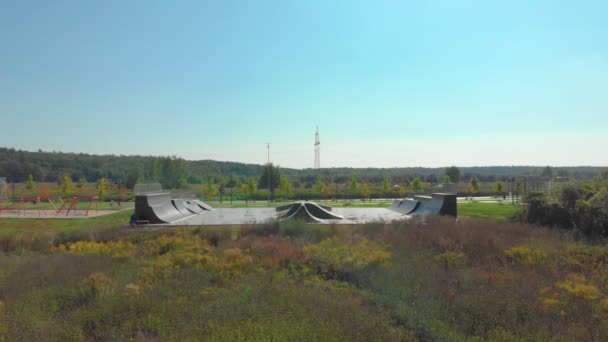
133 189 457 226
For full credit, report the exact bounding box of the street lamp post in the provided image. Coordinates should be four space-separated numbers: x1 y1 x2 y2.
266 143 271 206
7 176 18 204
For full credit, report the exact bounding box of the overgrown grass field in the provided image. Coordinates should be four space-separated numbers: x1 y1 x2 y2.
1 212 608 340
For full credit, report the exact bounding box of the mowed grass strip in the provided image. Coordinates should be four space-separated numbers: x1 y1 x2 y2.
0 211 131 238
458 202 520 221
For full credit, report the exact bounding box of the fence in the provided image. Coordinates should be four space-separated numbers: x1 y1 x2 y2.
134 183 164 195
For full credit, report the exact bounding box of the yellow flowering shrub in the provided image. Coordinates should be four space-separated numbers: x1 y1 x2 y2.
539 274 603 316
504 246 546 266
303 237 391 277
59 240 136 260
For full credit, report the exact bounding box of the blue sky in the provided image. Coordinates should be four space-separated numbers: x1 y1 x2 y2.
1 0 607 168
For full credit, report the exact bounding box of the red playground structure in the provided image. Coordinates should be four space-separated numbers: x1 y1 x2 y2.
0 195 100 216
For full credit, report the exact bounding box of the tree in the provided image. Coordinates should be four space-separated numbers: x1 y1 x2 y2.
96 177 109 197
59 173 73 195
349 174 360 198
218 178 226 203
258 164 281 193
442 175 451 185
411 177 422 193
25 174 36 190
464 183 475 199
470 176 480 194
247 177 258 199
445 166 461 183
493 180 505 196
382 176 390 196
151 156 189 189
202 177 218 198
226 175 238 189
313 177 326 194
322 183 333 199
278 176 293 198
360 183 370 201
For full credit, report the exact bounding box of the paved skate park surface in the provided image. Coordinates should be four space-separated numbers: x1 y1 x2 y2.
134 192 456 226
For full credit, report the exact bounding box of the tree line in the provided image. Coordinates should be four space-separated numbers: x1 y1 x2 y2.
1 147 606 190
519 171 608 239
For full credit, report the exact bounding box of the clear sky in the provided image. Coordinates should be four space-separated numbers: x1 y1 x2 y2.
1 0 607 168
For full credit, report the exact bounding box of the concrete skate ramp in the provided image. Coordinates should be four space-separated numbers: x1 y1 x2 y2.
277 201 344 222
388 193 457 217
183 201 204 214
172 199 191 215
192 200 213 211
415 193 457 217
135 193 213 224
389 198 419 215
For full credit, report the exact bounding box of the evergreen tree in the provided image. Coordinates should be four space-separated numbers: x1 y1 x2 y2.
445 166 461 183
258 164 281 191
26 174 36 190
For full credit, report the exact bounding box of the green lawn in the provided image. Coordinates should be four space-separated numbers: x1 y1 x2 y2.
458 202 521 221
0 211 130 238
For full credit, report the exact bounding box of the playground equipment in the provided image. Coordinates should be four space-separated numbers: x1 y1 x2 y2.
0 195 100 216
56 196 100 216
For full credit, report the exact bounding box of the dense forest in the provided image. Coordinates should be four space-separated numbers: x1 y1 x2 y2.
1 147 606 188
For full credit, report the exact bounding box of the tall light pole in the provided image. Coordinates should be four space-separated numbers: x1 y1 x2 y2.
266 142 271 206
